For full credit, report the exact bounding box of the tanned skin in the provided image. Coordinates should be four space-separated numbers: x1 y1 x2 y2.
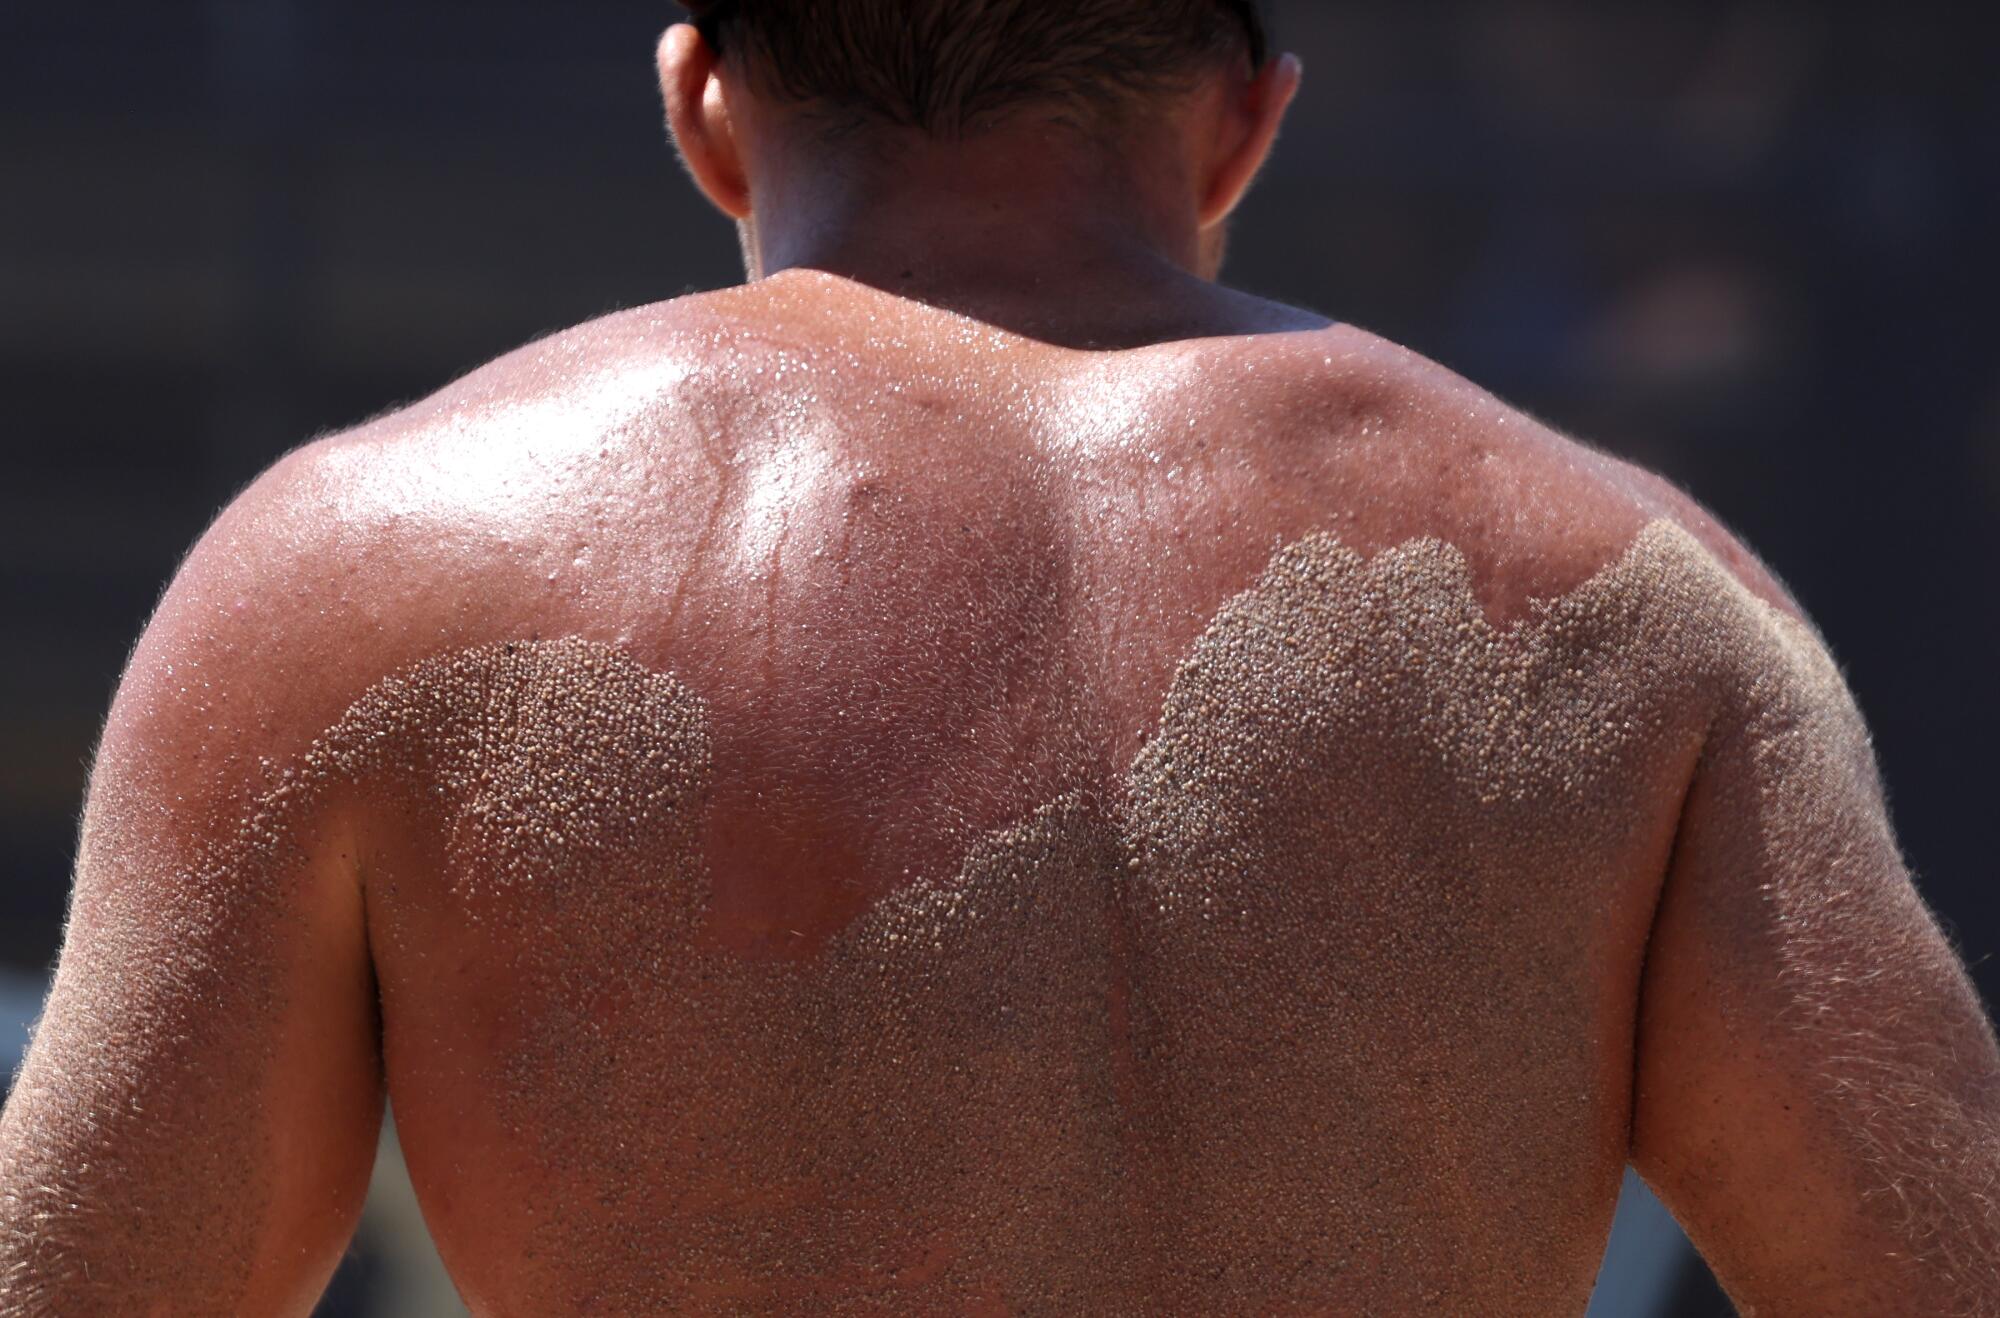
4 20 1997 1317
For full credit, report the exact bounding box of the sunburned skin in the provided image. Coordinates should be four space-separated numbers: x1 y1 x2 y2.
5 283 1997 1316
7 510 1944 1314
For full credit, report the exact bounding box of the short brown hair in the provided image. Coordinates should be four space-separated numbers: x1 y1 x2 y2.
688 0 1269 137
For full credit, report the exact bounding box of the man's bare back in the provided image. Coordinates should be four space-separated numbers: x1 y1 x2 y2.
330 282 1687 1312
8 4 2000 1310
6 271 1996 1315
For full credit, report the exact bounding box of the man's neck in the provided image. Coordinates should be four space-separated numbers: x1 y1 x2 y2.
766 220 1211 349
736 118 1299 348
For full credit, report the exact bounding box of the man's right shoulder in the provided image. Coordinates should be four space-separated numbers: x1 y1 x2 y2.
1262 322 1810 628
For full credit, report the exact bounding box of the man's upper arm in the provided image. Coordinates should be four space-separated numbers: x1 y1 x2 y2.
1630 560 2000 1314
0 445 384 1315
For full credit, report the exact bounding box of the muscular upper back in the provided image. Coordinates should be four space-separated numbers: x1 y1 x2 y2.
254 276 1808 1312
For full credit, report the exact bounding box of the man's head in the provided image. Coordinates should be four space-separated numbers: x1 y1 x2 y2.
658 0 1300 285
681 0 1269 137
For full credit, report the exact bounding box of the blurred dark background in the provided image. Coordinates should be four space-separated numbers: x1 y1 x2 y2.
1 3 1994 1315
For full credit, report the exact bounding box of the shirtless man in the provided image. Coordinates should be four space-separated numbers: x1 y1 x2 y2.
4 2 1997 1313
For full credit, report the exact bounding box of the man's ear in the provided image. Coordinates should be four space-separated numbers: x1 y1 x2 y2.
1197 52 1302 231
659 23 752 220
